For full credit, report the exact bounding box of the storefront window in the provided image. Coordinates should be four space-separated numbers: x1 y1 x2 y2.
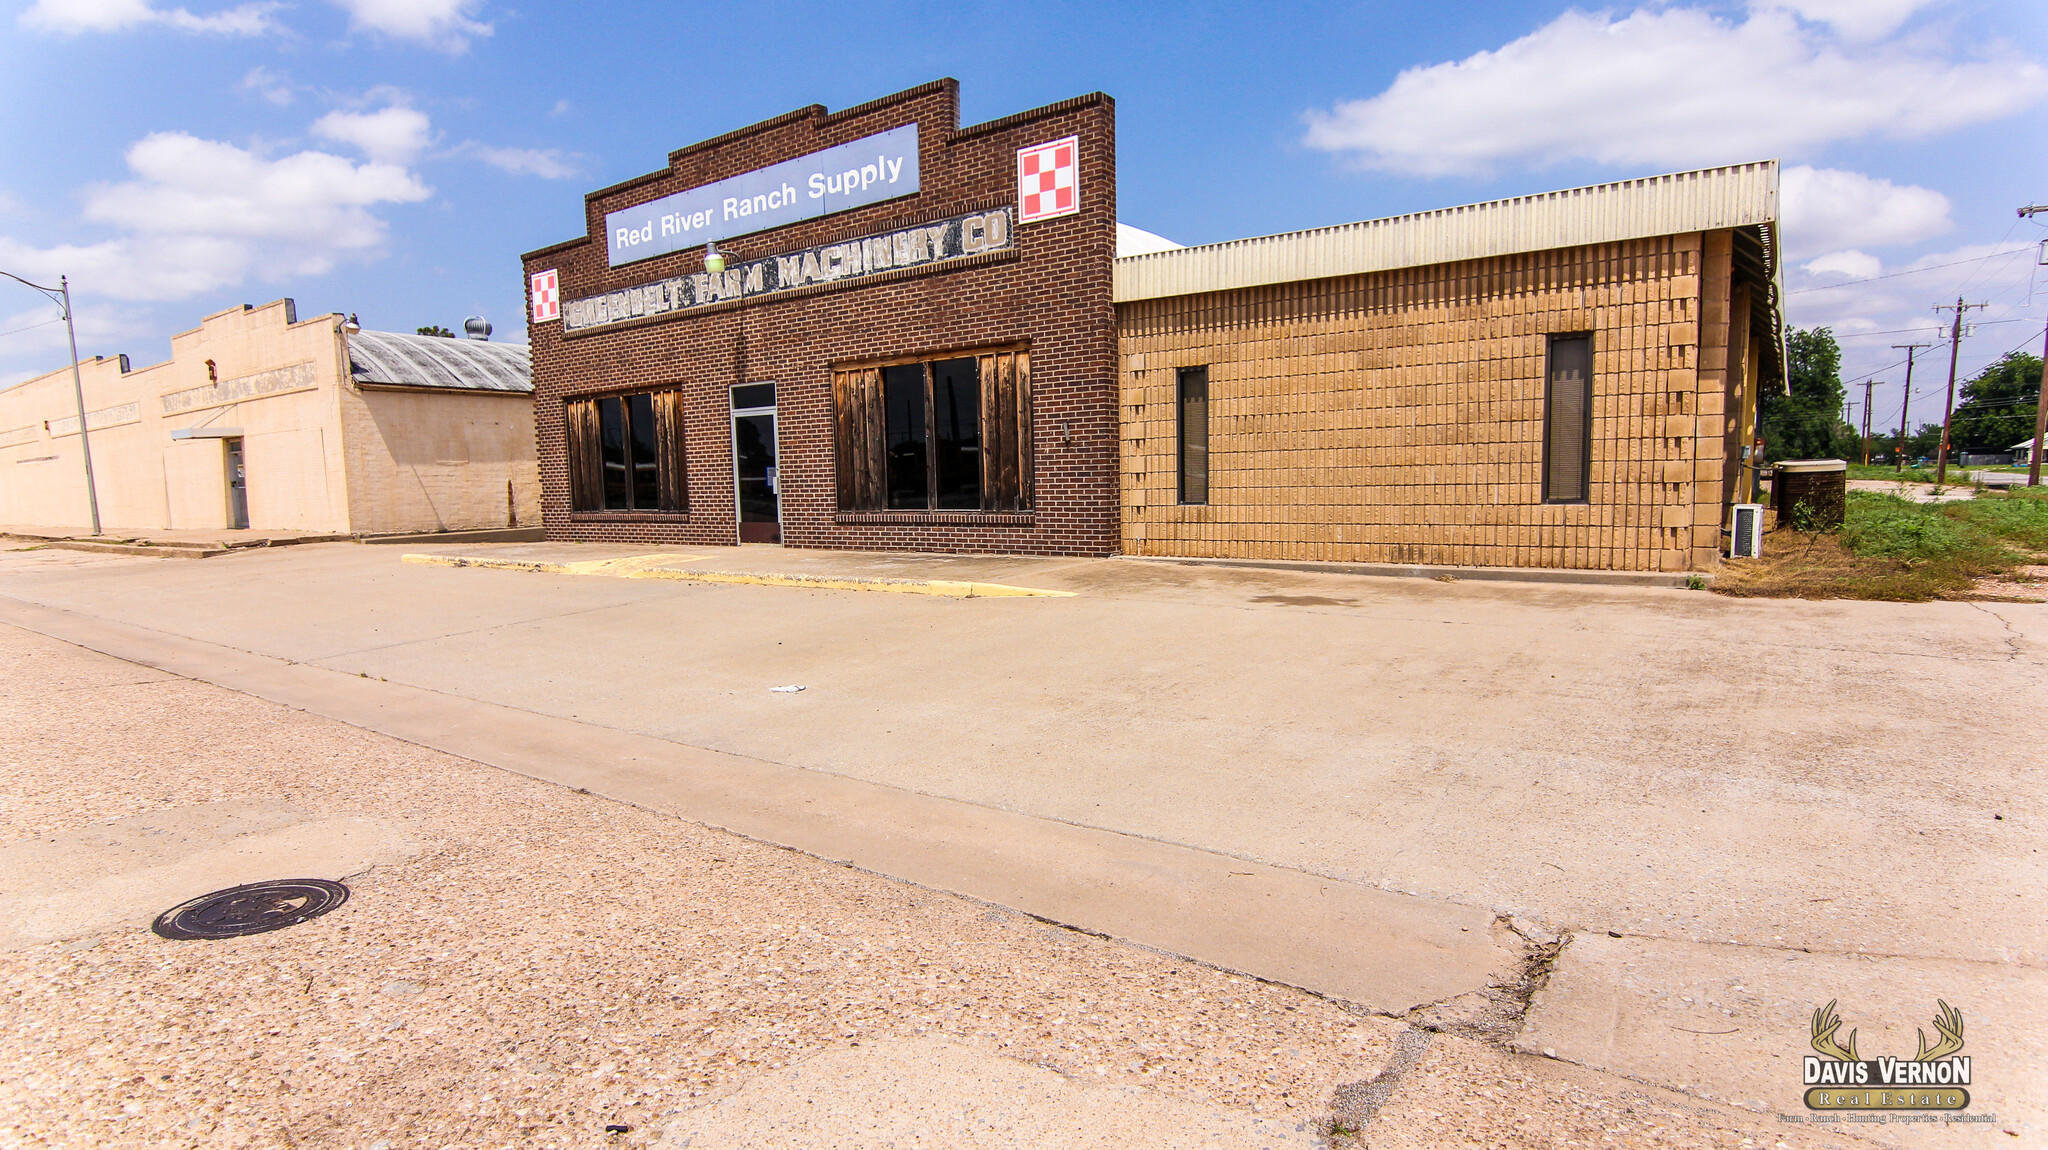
836 348 1028 514
565 390 687 513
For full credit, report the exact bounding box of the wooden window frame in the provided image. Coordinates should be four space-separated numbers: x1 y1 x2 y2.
564 387 688 516
833 344 1032 516
1541 334 1594 505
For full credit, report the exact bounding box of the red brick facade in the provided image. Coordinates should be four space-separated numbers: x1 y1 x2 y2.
522 80 1118 556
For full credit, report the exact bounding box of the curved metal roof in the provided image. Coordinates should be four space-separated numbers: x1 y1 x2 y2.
346 329 531 393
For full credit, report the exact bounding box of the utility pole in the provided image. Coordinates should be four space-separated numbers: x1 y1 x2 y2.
1893 342 1928 472
0 270 100 534
1933 296 1986 485
2021 204 2047 486
1861 379 1874 465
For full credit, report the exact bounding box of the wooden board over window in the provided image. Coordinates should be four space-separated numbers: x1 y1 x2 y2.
834 347 1031 513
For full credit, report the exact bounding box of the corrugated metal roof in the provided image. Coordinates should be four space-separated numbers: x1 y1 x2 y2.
347 330 531 393
1114 161 1777 303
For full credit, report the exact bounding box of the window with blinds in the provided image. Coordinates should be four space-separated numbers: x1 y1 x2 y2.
833 347 1032 512
563 389 688 513
1543 335 1592 504
1177 366 1209 505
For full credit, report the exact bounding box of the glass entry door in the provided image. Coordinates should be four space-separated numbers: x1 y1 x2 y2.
731 384 779 543
224 437 249 529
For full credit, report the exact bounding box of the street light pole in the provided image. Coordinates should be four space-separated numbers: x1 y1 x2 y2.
2020 204 2048 486
1 269 100 534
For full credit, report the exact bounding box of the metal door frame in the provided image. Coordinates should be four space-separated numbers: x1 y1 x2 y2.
729 384 780 542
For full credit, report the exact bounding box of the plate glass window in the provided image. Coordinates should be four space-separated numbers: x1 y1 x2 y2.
1178 366 1209 505
1543 335 1592 504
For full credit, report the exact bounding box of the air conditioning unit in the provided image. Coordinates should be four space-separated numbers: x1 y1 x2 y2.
1729 503 1764 558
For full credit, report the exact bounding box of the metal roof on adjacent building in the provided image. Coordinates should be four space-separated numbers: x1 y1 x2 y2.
1113 161 1779 304
346 329 532 393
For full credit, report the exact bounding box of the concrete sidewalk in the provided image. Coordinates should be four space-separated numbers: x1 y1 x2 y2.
0 541 2042 1142
0 623 1864 1149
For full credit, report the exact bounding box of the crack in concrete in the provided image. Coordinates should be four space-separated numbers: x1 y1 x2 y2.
1969 601 2027 661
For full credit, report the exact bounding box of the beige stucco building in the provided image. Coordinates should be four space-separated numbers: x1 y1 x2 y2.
1116 162 1784 573
0 298 538 535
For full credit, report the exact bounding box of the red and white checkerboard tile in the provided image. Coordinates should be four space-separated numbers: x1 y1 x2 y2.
1017 136 1079 223
530 269 560 323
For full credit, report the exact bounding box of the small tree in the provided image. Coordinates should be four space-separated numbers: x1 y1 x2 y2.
1947 352 2043 454
1763 327 1856 461
417 325 454 338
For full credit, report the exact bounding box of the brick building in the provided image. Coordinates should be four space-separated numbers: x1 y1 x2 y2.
525 80 1780 572
522 80 1118 556
1116 163 1784 573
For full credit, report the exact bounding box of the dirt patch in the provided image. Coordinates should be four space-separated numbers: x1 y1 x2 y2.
1711 530 1978 601
1973 563 2048 602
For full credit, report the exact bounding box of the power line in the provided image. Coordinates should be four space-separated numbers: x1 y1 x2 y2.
1788 248 2033 294
0 316 63 340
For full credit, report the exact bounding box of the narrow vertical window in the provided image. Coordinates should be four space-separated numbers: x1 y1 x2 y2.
1178 366 1209 505
931 357 981 509
883 363 928 509
597 395 629 509
626 392 659 510
1543 335 1592 503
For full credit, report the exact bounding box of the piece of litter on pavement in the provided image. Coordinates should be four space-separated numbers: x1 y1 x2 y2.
769 685 807 693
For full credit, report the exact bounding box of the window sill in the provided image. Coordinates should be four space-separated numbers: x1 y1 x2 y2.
835 510 1035 526
569 510 690 523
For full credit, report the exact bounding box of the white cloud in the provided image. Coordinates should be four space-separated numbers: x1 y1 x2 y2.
1802 250 1882 279
328 0 489 52
457 143 579 179
0 131 429 302
20 0 279 34
1302 7 2047 176
239 65 294 106
1750 0 1940 41
313 105 435 165
1780 166 1951 259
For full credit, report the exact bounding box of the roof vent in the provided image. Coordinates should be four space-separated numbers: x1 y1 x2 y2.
463 316 492 341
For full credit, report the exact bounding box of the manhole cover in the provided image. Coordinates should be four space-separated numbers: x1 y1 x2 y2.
151 879 350 940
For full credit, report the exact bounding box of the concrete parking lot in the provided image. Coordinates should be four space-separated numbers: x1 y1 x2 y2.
1 540 2042 1145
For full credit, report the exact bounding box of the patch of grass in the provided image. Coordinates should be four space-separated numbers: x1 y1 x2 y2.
1714 489 2047 601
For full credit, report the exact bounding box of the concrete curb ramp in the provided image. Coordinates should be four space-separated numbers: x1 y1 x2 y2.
401 552 1075 598
0 596 1514 1015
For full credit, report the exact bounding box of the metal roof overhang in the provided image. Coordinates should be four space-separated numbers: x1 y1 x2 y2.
1114 159 1786 389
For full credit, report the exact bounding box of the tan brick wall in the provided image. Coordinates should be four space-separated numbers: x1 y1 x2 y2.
1119 232 1745 572
336 385 540 534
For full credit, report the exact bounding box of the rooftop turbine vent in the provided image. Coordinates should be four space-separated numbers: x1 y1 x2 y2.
463 316 492 341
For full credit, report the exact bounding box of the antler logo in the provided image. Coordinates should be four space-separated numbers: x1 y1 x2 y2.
1802 999 1972 1112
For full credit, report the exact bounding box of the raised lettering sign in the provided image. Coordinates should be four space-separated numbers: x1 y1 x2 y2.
564 207 1011 335
605 124 921 268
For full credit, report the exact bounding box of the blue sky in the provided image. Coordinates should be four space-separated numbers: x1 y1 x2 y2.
3 0 2044 439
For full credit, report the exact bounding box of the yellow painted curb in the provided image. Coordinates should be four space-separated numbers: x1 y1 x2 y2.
400 553 1073 598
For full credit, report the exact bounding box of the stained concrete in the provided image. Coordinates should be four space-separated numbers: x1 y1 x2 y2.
0 800 418 950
